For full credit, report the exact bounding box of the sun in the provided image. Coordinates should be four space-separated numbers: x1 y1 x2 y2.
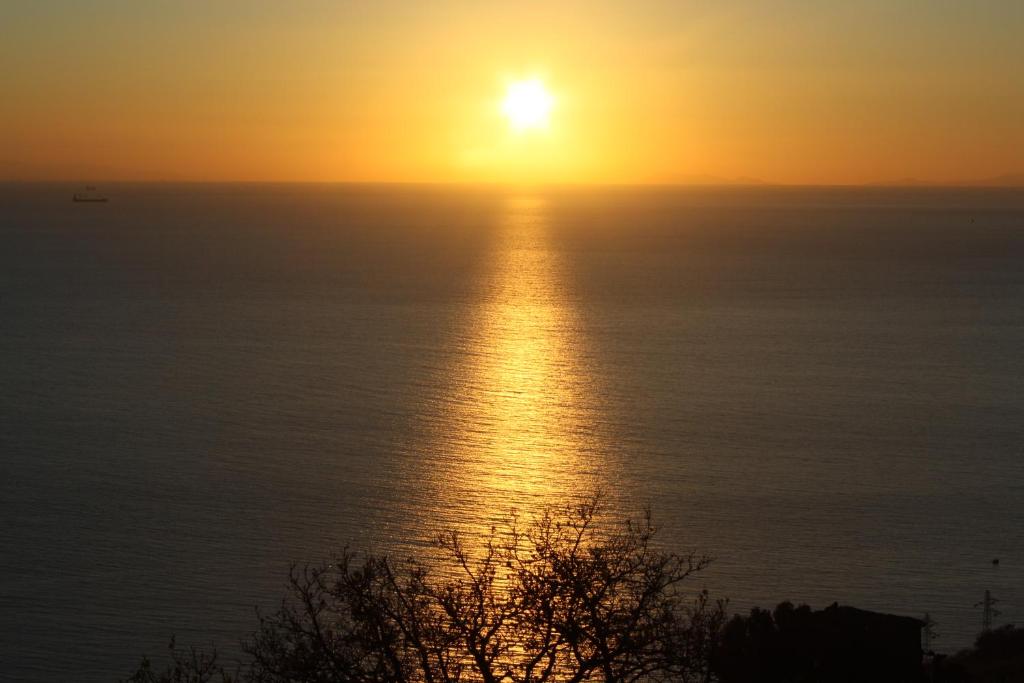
501 79 554 132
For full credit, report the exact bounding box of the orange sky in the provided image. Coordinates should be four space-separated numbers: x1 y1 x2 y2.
3 1 1022 184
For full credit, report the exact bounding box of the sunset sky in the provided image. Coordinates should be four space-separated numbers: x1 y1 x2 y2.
3 1 1022 184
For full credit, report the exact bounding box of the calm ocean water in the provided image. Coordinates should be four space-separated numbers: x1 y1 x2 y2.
1 183 1023 681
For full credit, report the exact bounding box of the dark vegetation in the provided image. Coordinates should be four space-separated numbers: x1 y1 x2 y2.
929 625 1024 683
126 495 1019 682
127 496 725 682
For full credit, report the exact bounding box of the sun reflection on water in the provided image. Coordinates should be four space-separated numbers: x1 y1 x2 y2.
413 195 607 542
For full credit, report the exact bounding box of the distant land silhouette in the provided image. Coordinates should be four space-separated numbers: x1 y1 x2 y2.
664 173 771 186
870 173 1024 188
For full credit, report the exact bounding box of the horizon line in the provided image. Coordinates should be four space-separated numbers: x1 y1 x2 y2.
3 178 1024 189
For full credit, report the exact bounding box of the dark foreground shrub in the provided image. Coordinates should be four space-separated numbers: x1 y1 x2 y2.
127 495 725 683
933 625 1024 683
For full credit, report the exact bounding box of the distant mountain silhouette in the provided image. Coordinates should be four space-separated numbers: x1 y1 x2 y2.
670 174 770 186
973 173 1024 187
870 173 1024 187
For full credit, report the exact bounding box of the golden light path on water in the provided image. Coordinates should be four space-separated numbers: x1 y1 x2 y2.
399 195 613 549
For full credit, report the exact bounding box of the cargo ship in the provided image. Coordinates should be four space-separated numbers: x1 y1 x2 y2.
73 186 108 202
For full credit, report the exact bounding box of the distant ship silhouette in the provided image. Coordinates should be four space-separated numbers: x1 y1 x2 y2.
72 186 108 202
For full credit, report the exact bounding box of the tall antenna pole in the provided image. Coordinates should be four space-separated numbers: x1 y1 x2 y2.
975 588 1000 633
922 612 937 652
975 558 1002 633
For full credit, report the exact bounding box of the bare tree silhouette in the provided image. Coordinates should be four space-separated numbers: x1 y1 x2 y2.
126 495 724 683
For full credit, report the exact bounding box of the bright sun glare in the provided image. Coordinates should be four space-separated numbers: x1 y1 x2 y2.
502 79 554 132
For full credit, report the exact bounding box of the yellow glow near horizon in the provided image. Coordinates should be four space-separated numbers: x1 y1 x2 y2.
2 3 1023 184
501 79 554 133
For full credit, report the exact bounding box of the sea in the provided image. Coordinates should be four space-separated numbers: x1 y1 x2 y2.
1 183 1022 681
